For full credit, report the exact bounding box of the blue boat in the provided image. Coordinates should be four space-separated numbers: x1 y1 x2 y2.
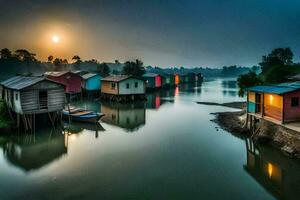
63 107 104 124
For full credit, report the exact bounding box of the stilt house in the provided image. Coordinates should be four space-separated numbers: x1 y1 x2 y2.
247 82 300 123
101 75 146 101
44 71 82 94
142 73 162 89
0 76 65 115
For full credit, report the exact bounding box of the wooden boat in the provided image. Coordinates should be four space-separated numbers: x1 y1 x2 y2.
63 107 104 124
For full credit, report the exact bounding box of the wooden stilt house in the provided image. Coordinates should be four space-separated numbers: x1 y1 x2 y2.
247 82 300 123
142 73 162 89
44 71 82 94
0 76 66 129
100 75 146 102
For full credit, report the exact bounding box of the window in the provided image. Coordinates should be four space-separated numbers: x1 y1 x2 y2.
126 83 129 89
135 82 138 88
15 93 18 101
111 83 116 89
291 97 299 107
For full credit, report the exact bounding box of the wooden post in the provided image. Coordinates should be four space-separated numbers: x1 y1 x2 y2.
261 93 264 117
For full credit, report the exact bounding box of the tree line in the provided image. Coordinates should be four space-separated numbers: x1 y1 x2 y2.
0 48 146 79
237 47 300 96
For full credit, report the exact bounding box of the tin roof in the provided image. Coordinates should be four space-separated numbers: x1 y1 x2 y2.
81 73 99 80
44 71 69 77
101 75 134 82
247 83 300 94
143 73 160 77
1 76 46 90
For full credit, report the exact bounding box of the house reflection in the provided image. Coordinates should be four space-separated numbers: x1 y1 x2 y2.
1 128 67 172
244 138 300 200
101 102 146 131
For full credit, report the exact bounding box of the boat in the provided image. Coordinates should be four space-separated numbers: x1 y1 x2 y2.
63 107 104 124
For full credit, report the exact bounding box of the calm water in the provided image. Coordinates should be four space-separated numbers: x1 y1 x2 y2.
0 78 299 200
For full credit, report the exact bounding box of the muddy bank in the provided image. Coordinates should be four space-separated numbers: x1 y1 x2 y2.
199 101 300 158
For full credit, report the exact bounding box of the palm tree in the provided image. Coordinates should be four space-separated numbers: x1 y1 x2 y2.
48 55 54 63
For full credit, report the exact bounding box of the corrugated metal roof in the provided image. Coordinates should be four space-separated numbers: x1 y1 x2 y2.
0 76 45 90
143 73 159 77
101 75 131 82
81 73 99 80
44 71 69 77
247 84 300 94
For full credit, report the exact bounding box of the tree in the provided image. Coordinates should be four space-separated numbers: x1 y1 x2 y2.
122 59 145 76
53 58 63 70
260 48 293 74
0 48 12 59
237 71 263 97
48 55 54 63
72 55 81 69
97 63 110 77
15 49 36 62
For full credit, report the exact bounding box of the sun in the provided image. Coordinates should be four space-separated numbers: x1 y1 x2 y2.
52 35 60 43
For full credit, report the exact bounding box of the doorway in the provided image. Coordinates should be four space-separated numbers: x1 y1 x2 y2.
39 90 48 109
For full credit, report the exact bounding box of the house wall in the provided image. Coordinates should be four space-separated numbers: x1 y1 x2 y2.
46 72 81 94
144 77 156 88
13 91 22 113
19 81 65 114
264 93 283 121
175 75 180 85
85 75 101 91
119 79 145 95
101 81 119 95
155 76 162 87
283 90 300 121
247 91 256 113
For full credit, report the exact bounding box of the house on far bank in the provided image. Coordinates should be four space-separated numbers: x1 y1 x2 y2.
101 75 146 102
175 74 180 85
247 82 300 124
179 73 189 83
159 73 176 88
142 73 162 89
44 71 82 95
80 73 102 92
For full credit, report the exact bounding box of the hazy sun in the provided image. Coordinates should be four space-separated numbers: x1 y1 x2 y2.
52 35 60 43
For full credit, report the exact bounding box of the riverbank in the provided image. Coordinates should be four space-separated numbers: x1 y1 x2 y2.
197 101 300 158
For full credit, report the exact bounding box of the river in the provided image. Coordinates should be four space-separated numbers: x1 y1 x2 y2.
0 78 299 200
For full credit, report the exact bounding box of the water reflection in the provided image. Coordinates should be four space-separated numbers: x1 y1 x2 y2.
1 128 67 172
101 101 146 131
244 139 300 200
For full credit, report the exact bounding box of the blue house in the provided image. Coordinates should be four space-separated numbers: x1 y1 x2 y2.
81 73 102 91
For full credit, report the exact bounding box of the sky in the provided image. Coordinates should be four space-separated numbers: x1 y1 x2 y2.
0 0 299 68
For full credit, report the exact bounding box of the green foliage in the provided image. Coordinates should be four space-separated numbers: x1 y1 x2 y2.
97 63 110 77
122 59 145 77
263 65 294 83
0 100 12 129
237 71 263 97
221 65 250 77
237 47 298 95
260 47 293 75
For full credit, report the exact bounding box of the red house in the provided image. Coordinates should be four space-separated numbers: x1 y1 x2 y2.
44 71 82 94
